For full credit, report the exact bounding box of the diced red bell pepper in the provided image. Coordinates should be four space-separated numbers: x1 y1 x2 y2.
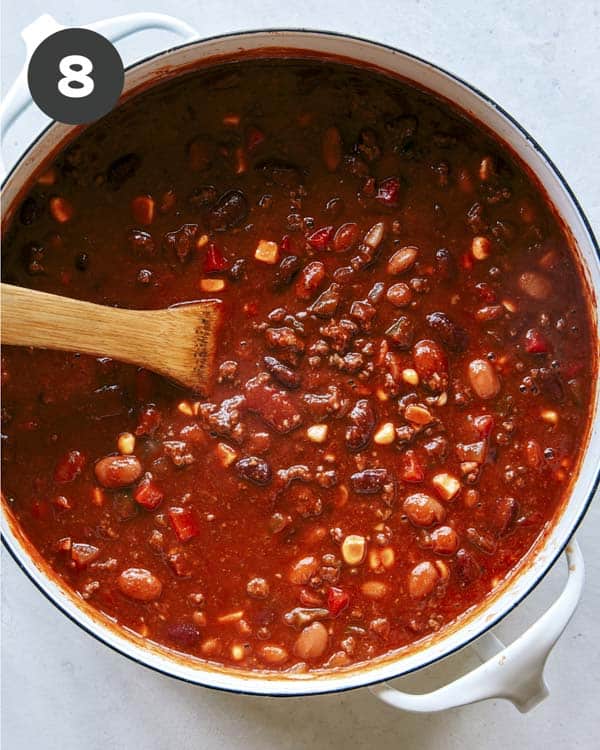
307 226 334 250
524 328 550 354
54 450 86 483
327 586 350 617
133 472 164 510
400 450 424 483
168 507 200 542
246 125 266 151
375 176 401 206
203 242 229 273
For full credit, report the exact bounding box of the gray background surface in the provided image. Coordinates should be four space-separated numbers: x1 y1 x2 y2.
1 2 599 748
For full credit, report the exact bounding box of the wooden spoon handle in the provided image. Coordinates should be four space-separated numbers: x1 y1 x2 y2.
1 283 148 358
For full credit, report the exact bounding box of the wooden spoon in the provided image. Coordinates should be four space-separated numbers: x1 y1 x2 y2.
0 283 223 394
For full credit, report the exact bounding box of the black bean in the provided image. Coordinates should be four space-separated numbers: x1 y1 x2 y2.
235 456 272 486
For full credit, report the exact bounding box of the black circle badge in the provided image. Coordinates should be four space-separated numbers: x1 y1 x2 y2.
28 28 124 125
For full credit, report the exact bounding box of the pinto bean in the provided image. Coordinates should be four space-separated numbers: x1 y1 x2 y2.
295 261 326 300
294 621 329 660
403 493 445 527
259 645 289 664
468 358 501 400
95 455 142 488
387 245 418 275
518 271 552 300
408 561 439 598
117 568 162 601
386 282 412 307
413 339 448 393
430 526 459 555
289 555 319 584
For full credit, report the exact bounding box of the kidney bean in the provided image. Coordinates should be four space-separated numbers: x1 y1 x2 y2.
403 493 445 527
387 245 418 275
408 561 439 599
455 548 482 587
235 456 272 485
208 189 248 230
295 261 326 300
350 468 388 494
167 622 200 648
435 247 456 280
263 356 301 389
468 359 501 400
95 455 142 488
430 526 459 555
163 223 197 263
107 153 141 189
294 621 329 660
117 568 162 601
345 399 375 451
413 339 449 393
386 282 412 307
332 223 360 252
307 226 334 250
425 312 469 352
492 496 518 536
273 255 302 288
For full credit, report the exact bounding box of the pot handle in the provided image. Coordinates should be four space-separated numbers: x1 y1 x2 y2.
0 12 198 175
370 539 583 713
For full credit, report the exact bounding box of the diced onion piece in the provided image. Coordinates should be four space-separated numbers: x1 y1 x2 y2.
200 278 225 292
307 424 328 443
254 240 279 264
432 472 461 501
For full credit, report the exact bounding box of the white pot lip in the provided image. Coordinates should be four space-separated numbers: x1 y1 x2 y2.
2 27 599 697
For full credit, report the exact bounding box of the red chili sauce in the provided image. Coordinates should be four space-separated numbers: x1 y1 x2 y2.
1 59 595 672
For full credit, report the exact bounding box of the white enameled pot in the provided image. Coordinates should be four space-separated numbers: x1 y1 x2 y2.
1 13 599 714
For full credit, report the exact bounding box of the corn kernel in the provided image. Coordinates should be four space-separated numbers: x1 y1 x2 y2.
196 234 209 249
381 546 395 569
502 299 517 314
471 235 491 260
375 388 389 402
405 404 433 425
437 391 448 406
479 156 495 181
216 442 237 467
117 432 135 455
341 534 367 566
402 368 419 386
435 560 450 580
361 580 388 599
177 401 194 416
432 472 461 501
254 240 279 265
307 424 328 443
231 644 246 661
541 409 559 425
223 113 240 126
373 422 395 445
200 278 225 293
200 637 220 655
235 146 248 175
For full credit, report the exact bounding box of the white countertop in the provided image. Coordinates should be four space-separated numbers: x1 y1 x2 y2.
1 1 599 748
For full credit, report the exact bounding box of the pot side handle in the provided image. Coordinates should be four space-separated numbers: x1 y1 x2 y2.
0 12 198 176
370 539 583 713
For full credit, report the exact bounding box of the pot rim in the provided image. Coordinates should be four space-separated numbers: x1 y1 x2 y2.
2 26 599 697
